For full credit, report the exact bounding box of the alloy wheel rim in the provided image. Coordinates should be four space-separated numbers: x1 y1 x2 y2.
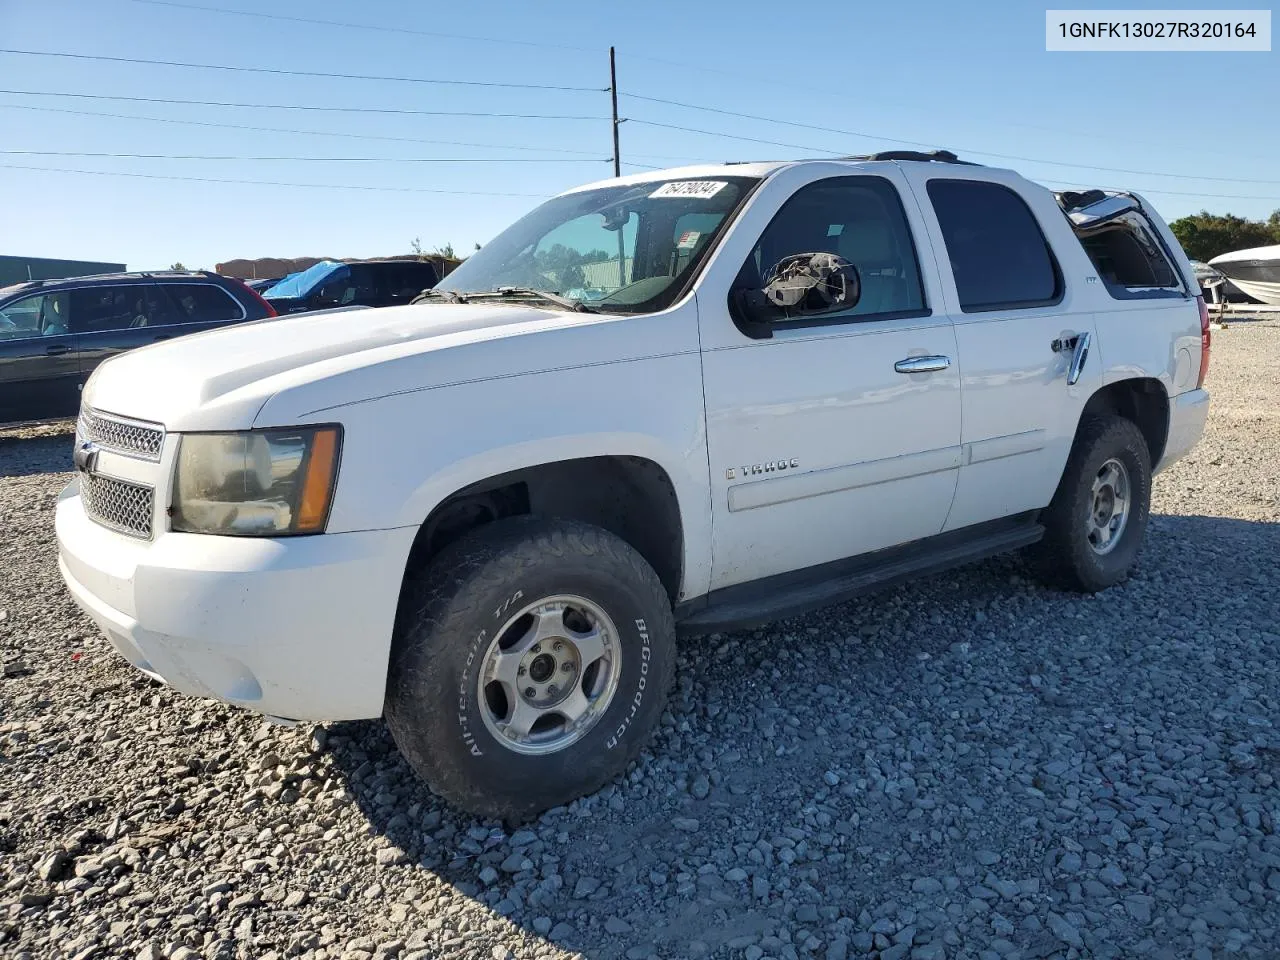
1086 457 1131 556
476 594 621 756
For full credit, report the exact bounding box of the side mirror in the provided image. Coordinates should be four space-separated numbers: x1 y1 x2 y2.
734 252 861 335
763 252 860 314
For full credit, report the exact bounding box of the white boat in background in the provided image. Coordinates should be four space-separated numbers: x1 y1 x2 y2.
1209 245 1280 305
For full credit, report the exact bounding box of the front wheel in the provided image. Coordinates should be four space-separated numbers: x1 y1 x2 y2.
1030 415 1152 593
385 517 675 821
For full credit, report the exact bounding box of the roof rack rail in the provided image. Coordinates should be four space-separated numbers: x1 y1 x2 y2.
843 149 978 165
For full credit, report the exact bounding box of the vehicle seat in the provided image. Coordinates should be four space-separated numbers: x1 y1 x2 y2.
39 299 69 337
837 220 910 315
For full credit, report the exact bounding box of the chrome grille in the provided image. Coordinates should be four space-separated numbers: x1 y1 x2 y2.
81 473 155 539
78 408 165 461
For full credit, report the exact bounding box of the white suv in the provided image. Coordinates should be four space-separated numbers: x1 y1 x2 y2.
55 151 1210 819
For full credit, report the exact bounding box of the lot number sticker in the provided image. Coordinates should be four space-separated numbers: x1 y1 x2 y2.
650 181 727 199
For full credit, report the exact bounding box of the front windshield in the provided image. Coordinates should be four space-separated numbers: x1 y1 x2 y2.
438 176 759 314
265 261 341 300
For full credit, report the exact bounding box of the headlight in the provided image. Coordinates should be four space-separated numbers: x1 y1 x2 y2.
171 426 341 536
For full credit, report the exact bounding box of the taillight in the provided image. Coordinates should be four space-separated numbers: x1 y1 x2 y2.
1196 295 1210 388
236 279 277 318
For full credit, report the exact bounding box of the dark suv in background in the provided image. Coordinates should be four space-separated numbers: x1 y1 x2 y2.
0 271 275 426
263 259 440 314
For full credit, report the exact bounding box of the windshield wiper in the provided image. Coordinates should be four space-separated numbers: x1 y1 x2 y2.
411 288 466 304
465 287 595 313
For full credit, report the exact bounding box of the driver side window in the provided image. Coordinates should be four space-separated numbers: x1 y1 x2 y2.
0 292 71 340
739 176 927 323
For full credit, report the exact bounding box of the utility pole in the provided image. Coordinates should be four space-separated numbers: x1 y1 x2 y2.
609 45 625 287
609 46 621 177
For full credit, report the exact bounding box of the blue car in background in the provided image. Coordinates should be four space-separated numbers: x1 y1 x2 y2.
263 259 440 315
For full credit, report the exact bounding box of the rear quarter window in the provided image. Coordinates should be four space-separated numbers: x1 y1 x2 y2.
927 179 1062 312
162 284 244 323
1073 213 1184 299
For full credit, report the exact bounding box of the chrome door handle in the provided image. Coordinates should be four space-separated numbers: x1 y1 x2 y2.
894 355 951 374
1066 331 1091 386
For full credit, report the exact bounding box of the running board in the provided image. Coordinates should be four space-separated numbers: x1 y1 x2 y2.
676 514 1043 635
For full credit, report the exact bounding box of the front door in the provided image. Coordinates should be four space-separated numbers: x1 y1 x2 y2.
0 290 80 424
698 167 963 591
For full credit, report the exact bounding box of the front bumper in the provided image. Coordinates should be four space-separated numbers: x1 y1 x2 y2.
56 479 417 721
1156 388 1210 474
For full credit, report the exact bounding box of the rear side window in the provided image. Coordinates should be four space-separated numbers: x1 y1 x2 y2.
378 262 437 303
1073 213 1182 298
161 284 244 323
71 286 151 333
927 179 1062 312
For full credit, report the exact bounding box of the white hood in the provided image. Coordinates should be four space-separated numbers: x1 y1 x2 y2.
82 301 610 431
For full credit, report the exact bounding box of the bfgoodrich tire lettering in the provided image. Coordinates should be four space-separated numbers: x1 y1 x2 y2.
1031 415 1152 592
385 517 675 820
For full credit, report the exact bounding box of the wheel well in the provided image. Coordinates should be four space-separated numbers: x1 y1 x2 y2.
403 456 684 604
1081 378 1169 465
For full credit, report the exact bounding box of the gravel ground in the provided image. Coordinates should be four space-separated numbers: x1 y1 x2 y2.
2 321 1279 960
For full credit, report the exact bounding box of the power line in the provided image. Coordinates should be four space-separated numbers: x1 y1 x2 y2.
0 149 609 163
622 95 1280 186
0 163 553 197
1042 179 1280 203
0 48 607 92
622 94 927 149
0 88 607 121
626 118 841 156
0 101 705 164
631 120 1280 200
617 54 1276 165
125 0 597 52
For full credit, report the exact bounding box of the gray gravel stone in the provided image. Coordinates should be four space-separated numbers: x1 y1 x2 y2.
3 326 1280 959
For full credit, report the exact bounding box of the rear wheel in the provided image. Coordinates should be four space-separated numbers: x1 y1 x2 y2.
385 517 675 820
1031 415 1152 592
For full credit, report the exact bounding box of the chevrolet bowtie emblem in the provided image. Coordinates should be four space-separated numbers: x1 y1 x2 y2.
73 440 100 475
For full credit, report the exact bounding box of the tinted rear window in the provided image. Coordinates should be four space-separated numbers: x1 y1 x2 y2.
927 179 1061 312
162 284 243 323
1074 213 1181 298
378 262 438 299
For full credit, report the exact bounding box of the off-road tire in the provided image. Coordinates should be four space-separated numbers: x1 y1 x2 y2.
1030 415 1152 592
385 517 676 821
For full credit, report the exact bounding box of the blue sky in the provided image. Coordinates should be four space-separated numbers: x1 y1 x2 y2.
1 0 1276 270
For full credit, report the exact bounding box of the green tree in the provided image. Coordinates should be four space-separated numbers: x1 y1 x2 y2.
169 261 187 271
1168 210 1280 262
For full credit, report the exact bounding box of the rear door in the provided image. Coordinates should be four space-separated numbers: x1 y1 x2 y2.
0 290 80 423
904 171 1103 532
